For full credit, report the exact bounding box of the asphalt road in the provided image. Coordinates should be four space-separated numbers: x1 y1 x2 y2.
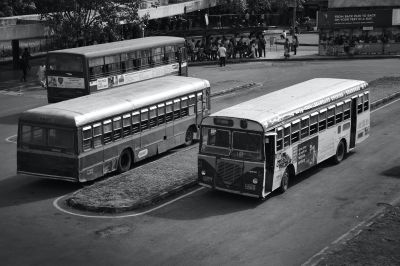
0 59 400 265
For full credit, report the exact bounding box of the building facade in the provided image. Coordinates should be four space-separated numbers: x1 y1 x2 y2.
317 0 400 55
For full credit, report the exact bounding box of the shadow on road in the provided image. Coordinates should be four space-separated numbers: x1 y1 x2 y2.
0 175 81 208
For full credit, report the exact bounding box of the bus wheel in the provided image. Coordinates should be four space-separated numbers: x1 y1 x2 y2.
279 168 290 193
333 140 346 164
118 149 132 173
184 127 194 146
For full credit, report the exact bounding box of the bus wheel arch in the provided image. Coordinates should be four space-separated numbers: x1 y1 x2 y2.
333 139 347 164
117 148 133 173
279 164 294 193
184 125 196 146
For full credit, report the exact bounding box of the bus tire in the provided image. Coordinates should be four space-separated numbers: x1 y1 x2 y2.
184 127 194 146
118 149 132 173
279 168 290 193
333 140 346 164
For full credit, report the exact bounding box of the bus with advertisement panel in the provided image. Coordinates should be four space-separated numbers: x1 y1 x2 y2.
46 36 188 103
17 76 210 182
198 78 370 198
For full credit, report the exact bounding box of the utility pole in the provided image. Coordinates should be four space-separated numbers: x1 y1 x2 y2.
292 0 297 36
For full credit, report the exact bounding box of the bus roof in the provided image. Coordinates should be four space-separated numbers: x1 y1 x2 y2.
20 76 210 127
47 36 185 58
210 78 368 130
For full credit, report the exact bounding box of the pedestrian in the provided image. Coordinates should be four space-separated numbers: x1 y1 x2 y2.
280 30 287 40
258 36 265 57
284 38 290 59
20 48 31 82
292 35 299 55
217 44 227 67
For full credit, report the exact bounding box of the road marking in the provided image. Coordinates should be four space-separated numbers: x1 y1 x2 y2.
53 187 204 219
5 134 17 143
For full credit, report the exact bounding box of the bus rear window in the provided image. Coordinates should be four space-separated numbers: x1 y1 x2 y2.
48 54 83 72
20 124 74 152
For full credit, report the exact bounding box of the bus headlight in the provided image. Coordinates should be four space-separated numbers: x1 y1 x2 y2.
252 178 258 184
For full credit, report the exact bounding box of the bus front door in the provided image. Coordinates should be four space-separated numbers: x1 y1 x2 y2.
350 96 358 149
264 135 276 192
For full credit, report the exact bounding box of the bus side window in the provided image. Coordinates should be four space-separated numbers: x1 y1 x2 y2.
157 104 165 125
276 128 283 151
336 103 344 123
181 97 188 117
364 92 369 111
132 112 140 133
104 54 121 75
103 120 112 144
149 106 157 128
113 117 122 140
166 101 173 122
188 94 196 115
291 120 300 143
327 106 335 128
318 109 327 131
88 57 104 80
140 50 150 69
141 109 149 130
127 52 137 71
310 112 318 135
122 114 131 137
343 100 351 120
283 124 290 148
82 126 92 151
93 123 102 147
197 92 203 114
173 99 181 119
357 94 364 114
152 47 163 66
301 116 309 139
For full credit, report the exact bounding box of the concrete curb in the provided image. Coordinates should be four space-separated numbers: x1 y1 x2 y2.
189 54 400 66
67 180 198 214
66 83 400 214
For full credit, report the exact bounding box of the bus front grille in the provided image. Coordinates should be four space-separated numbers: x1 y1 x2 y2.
217 161 242 187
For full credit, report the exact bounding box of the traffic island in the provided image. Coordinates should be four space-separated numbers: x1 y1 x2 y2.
67 146 199 213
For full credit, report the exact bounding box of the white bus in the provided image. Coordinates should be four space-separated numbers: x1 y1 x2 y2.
18 76 210 182
198 78 370 198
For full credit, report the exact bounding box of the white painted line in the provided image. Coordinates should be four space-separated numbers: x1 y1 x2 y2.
53 186 204 219
301 246 329 266
5 134 17 144
371 97 400 113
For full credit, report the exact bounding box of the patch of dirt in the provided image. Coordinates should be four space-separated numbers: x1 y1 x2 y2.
317 205 400 265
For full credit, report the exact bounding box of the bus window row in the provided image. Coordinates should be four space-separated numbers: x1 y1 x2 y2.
82 92 204 151
88 45 183 79
276 92 369 151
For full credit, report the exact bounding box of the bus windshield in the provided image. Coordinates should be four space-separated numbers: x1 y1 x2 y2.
20 124 75 153
48 54 83 73
201 127 262 160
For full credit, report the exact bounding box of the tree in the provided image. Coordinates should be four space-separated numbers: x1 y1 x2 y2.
34 0 148 48
0 0 35 17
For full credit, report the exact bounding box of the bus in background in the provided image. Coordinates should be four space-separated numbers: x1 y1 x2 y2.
18 76 210 182
46 36 188 103
198 78 370 198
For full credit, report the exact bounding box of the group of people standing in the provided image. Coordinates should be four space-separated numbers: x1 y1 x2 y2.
186 34 268 65
284 35 299 59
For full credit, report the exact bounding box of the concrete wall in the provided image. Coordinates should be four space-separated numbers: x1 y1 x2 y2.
0 24 48 41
